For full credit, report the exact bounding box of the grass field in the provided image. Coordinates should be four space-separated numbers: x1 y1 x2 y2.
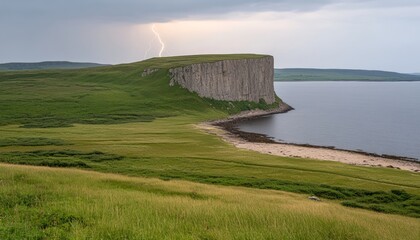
0 54 419 239
274 68 420 81
1 164 419 240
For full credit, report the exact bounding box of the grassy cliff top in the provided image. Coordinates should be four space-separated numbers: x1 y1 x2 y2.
123 53 271 70
0 54 270 73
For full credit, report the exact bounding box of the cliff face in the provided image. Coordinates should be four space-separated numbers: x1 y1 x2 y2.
168 56 276 104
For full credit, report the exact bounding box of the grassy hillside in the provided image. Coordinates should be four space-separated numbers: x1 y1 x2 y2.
1 164 418 240
0 54 277 128
275 68 420 81
0 54 419 238
0 61 108 71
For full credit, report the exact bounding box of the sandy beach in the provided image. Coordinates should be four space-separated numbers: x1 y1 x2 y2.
198 104 420 172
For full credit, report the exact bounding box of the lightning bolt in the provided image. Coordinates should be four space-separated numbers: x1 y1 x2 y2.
151 24 165 57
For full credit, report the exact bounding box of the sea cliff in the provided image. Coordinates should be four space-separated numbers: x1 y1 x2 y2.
168 56 276 104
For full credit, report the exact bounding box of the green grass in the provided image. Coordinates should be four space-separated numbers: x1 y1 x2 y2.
275 68 420 81
0 137 69 147
1 145 418 217
0 54 419 238
0 164 419 240
0 149 123 168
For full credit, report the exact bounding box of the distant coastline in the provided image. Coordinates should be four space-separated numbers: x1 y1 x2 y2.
0 61 109 71
275 68 420 82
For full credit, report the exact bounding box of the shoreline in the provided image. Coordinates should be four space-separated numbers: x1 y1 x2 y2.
200 102 420 172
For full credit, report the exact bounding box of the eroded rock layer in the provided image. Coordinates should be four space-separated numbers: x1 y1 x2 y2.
169 56 276 104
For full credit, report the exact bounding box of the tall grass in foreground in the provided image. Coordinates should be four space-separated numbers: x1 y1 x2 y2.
1 164 419 240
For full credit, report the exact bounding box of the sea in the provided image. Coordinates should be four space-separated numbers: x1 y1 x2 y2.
237 82 420 161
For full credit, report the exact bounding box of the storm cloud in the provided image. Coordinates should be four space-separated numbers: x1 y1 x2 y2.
4 0 419 23
1 0 334 23
1 0 419 72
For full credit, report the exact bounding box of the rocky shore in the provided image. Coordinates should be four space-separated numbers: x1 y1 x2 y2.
198 102 420 172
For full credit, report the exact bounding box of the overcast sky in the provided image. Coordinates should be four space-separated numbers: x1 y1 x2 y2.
1 0 419 72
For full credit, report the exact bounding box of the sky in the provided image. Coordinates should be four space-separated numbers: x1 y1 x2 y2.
1 0 419 72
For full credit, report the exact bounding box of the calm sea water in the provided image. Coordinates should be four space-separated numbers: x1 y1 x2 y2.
237 82 420 160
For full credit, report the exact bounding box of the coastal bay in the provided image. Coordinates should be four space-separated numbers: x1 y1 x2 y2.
237 82 420 161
